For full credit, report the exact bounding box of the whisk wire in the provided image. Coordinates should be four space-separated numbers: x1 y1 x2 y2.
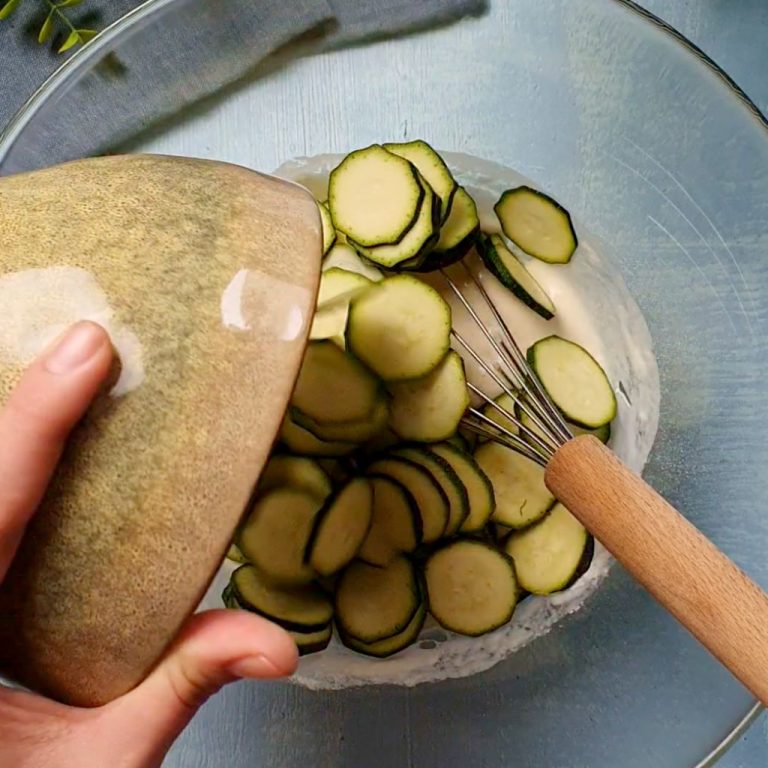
440 261 573 464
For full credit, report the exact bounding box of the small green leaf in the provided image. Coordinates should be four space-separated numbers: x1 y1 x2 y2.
58 29 80 53
0 0 21 21
38 12 54 43
56 0 83 7
77 28 97 42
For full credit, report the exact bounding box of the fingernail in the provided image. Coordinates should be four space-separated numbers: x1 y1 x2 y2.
227 654 288 680
44 322 107 375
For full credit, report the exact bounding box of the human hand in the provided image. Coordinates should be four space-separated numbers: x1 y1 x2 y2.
0 322 298 768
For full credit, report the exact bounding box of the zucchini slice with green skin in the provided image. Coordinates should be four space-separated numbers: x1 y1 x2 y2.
305 477 374 577
342 600 427 658
310 268 373 346
494 186 578 264
258 455 332 501
571 421 611 444
357 475 423 566
335 556 420 643
503 503 589 595
361 427 401 456
474 442 554 528
391 445 469 535
222 582 239 608
280 412 356 457
527 335 617 428
346 275 452 381
425 539 518 636
329 145 424 247
389 351 470 443
353 175 439 268
481 392 519 437
226 543 249 564
224 582 333 655
317 201 337 256
516 405 612 447
477 233 556 320
413 187 479 272
230 564 333 631
292 340 382 426
367 456 450 542
297 397 389 444
447 432 471 452
322 242 383 282
429 443 495 533
237 488 320 585
383 140 458 222
291 624 333 656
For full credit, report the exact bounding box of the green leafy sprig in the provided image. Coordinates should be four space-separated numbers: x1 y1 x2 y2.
0 0 98 53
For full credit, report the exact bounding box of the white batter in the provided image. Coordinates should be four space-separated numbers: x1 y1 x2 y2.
199 151 660 689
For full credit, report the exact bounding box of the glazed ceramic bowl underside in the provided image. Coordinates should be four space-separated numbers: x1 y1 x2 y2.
1 1 767 766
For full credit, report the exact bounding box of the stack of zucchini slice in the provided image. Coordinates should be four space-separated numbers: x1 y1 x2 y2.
223 141 618 659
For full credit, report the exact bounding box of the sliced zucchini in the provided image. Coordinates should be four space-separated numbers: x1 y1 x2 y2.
383 140 458 222
481 392 519 437
527 335 616 428
477 233 555 320
291 623 333 656
571 421 611 444
328 145 424 247
222 582 239 608
226 543 249 564
353 175 439 268
447 432 471 452
429 443 495 533
298 396 389 444
237 488 320 584
391 445 469 535
317 201 337 256
310 268 373 346
503 503 589 595
361 427 401 456
425 540 517 636
414 187 479 271
367 456 449 542
279 412 356 457
305 478 374 577
230 564 333 631
292 340 382 426
494 186 578 264
316 458 351 485
347 275 451 381
323 241 383 282
342 601 427 658
388 351 470 443
357 475 422 566
515 405 612 448
474 442 554 528
335 557 420 643
258 455 331 501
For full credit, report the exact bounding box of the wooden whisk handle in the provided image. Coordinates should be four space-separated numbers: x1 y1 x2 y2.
546 435 768 706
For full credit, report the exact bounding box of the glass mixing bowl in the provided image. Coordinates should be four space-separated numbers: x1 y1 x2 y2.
2 1 767 765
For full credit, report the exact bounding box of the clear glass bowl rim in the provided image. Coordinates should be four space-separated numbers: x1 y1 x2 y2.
0 1 765 764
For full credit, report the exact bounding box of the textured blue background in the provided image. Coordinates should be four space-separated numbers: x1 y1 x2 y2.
640 2 768 764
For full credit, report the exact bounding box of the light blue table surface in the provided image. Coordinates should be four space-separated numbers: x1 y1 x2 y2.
0 1 765 765
638 4 767 765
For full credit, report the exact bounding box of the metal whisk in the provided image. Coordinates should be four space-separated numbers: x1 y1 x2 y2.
434 259 768 708
440 260 571 467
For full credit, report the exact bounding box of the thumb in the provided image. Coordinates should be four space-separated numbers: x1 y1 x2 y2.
103 610 298 767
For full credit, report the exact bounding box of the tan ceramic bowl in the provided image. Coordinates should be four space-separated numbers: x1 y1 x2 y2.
0 155 321 706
